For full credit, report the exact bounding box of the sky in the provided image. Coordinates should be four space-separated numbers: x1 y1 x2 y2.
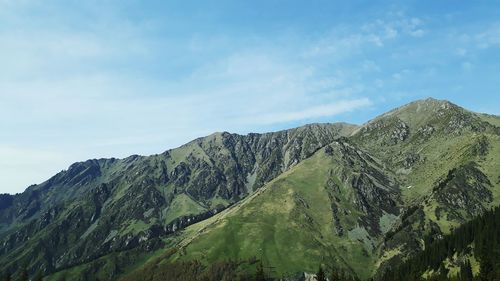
1 0 499 194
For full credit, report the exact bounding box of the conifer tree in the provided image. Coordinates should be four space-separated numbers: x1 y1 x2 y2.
255 261 265 281
316 265 326 281
19 267 28 281
330 270 340 281
2 271 11 281
459 260 473 281
478 255 493 281
33 271 43 281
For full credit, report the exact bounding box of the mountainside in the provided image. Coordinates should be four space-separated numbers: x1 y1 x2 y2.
0 123 355 277
380 206 500 281
0 98 499 281
169 140 401 279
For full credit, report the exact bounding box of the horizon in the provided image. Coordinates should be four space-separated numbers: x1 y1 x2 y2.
1 1 500 194
3 96 497 195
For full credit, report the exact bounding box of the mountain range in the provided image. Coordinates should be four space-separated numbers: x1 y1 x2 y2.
0 98 499 281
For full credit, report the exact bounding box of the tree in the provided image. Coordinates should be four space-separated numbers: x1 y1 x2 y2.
316 266 326 281
478 255 494 281
459 260 473 281
19 267 28 281
33 271 43 281
2 271 11 281
255 261 265 281
329 270 340 281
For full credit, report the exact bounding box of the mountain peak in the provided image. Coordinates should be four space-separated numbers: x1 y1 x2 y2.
386 97 459 116
355 97 463 130
1 98 498 281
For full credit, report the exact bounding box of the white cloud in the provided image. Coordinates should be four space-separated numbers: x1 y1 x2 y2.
461 61 473 71
2 3 497 194
410 29 425 37
0 50 370 194
455 48 467 56
476 24 500 49
244 98 371 125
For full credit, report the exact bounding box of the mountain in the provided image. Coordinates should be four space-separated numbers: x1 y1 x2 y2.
0 123 355 277
0 98 498 281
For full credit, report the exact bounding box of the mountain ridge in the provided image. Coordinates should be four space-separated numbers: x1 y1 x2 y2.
0 98 499 281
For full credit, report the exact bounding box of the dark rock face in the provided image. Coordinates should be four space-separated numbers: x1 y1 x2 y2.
171 162 191 186
349 99 500 278
433 162 492 220
323 141 401 238
0 99 497 280
376 162 495 277
0 194 13 211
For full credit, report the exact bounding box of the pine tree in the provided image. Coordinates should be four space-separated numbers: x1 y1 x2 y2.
255 261 265 281
2 271 11 281
459 260 473 281
478 255 494 281
316 265 326 281
33 271 43 281
330 270 340 281
19 267 28 281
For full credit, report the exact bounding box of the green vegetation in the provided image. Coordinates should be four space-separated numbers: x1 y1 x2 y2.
1 98 499 281
379 206 500 281
176 152 347 276
164 194 207 224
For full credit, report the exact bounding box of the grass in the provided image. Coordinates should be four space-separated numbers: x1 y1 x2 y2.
27 102 500 281
121 219 150 236
43 247 167 281
164 193 207 224
166 149 379 279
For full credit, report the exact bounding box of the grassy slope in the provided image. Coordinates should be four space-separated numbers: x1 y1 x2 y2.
47 128 498 280
166 148 378 279
164 194 208 224
117 102 500 281
352 99 500 229
40 101 500 281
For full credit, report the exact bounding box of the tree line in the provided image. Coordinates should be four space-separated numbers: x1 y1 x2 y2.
2 267 43 281
379 206 500 281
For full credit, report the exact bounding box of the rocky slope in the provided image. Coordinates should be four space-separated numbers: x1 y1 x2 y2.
0 98 498 281
349 98 500 275
0 123 355 277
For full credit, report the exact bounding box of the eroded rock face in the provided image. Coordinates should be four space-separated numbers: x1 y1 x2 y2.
433 162 492 220
1 99 498 279
356 117 410 146
417 124 435 139
323 141 401 238
389 120 410 144
376 161 495 277
401 152 423 168
0 123 354 276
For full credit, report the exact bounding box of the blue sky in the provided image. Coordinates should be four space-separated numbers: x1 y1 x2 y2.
1 0 499 194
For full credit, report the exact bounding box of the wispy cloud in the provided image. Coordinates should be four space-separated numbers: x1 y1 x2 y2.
245 98 371 125
475 24 500 49
1 1 499 193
